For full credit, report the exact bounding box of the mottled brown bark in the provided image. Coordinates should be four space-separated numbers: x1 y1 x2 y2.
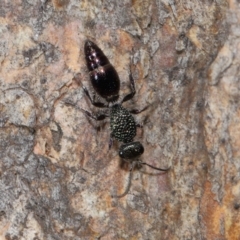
0 0 239 239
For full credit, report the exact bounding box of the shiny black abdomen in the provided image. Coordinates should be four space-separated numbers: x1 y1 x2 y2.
84 40 120 102
110 105 136 143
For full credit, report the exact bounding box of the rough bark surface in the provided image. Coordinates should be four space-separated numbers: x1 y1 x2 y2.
0 0 238 239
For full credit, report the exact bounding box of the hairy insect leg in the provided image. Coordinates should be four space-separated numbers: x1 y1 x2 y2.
139 161 170 171
82 86 108 108
80 108 108 121
129 105 149 115
136 123 143 128
130 106 149 131
111 161 137 198
108 136 113 150
122 71 136 103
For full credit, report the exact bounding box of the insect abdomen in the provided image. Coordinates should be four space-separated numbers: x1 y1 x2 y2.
84 40 120 102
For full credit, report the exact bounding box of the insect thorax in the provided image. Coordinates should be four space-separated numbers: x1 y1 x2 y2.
110 104 136 143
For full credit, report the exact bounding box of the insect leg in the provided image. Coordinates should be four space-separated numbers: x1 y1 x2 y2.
129 105 149 114
80 108 108 121
122 71 136 103
82 86 108 108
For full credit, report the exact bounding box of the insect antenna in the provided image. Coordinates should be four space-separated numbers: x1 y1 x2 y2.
139 161 170 171
112 161 137 198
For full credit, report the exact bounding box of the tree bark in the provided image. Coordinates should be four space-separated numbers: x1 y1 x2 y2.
0 0 238 239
